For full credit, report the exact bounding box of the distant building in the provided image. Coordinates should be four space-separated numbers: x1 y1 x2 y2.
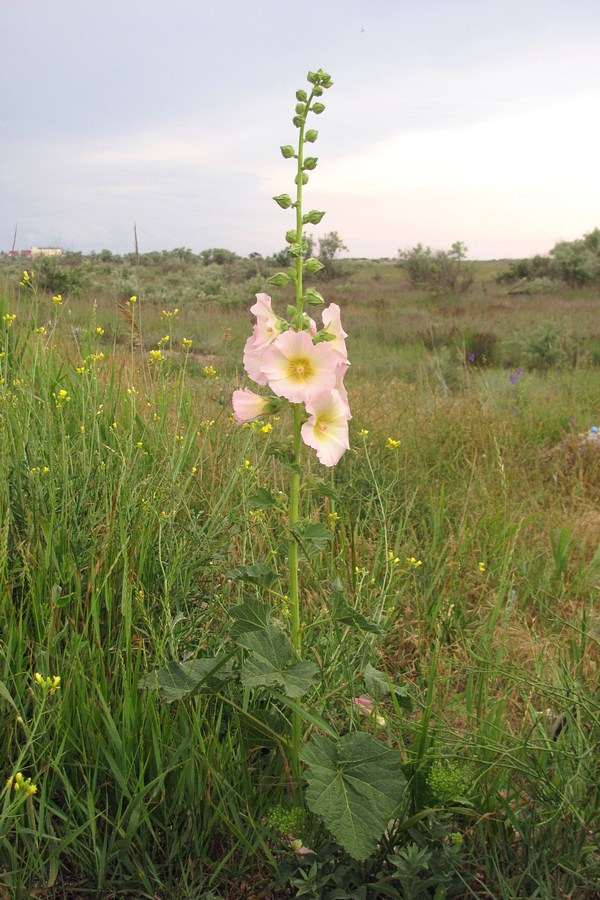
30 247 62 258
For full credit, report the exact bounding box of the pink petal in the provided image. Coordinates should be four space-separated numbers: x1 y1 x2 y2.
301 389 351 466
262 330 338 404
232 388 269 423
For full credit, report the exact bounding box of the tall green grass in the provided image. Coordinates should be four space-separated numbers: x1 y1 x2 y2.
1 269 598 896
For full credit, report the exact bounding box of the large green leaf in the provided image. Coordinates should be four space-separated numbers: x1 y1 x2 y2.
226 563 278 589
291 521 333 557
230 596 270 639
300 732 406 860
139 654 234 702
238 626 320 698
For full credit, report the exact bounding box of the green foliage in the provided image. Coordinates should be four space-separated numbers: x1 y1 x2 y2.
35 255 88 296
316 230 348 279
520 318 581 370
301 733 406 860
497 227 600 288
397 240 473 294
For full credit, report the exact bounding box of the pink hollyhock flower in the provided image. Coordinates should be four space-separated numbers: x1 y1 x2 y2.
250 293 284 349
232 388 270 423
243 328 269 385
301 389 351 467
352 694 375 712
261 329 338 404
321 303 348 359
352 694 386 726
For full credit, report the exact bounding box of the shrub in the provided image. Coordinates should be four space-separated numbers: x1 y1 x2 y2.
520 319 581 370
397 241 473 294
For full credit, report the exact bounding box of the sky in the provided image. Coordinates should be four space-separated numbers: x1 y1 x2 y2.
2 0 600 260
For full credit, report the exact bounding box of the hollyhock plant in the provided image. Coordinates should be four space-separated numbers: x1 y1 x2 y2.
261 328 339 404
301 389 351 467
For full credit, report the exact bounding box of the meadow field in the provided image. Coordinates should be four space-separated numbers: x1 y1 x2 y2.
0 252 599 898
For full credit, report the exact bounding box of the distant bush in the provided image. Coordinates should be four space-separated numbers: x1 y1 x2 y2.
35 257 88 296
496 255 552 284
397 241 473 294
520 320 581 371
497 228 600 288
550 235 600 286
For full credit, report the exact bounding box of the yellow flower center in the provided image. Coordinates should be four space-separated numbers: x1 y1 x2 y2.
287 355 314 382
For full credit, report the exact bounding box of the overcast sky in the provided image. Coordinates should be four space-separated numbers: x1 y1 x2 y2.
3 0 600 259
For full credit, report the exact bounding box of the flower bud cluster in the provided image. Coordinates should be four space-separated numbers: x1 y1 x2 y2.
34 672 61 695
6 771 38 795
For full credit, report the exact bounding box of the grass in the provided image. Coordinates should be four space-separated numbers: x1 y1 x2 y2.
0 256 599 897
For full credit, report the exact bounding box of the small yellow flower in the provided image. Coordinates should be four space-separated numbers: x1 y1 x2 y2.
191 466 197 475
406 556 423 569
37 325 46 334
137 441 143 448
260 422 272 433
52 294 62 305
182 337 192 349
149 349 164 362
129 295 137 303
478 561 486 572
388 550 400 565
95 326 105 336
357 428 369 437
2 312 16 325
203 365 218 379
386 437 401 450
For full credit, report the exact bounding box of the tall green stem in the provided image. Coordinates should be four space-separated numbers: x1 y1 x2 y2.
287 95 310 789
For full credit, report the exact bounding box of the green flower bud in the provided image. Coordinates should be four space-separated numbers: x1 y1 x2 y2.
267 272 290 287
287 243 303 258
303 156 318 170
313 329 335 343
304 129 318 143
273 193 293 209
304 257 325 273
292 115 304 128
312 85 324 97
303 209 326 225
317 69 333 87
304 288 325 306
280 145 295 159
312 102 326 115
285 229 297 244
295 102 306 115
287 267 298 282
306 70 318 85
294 173 309 185
296 89 308 102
